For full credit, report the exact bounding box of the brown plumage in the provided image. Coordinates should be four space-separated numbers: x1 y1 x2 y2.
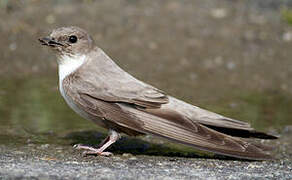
39 26 277 160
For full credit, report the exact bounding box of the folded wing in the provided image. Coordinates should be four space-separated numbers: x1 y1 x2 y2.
78 93 273 160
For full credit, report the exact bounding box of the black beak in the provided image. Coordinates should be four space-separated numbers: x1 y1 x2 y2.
38 37 64 47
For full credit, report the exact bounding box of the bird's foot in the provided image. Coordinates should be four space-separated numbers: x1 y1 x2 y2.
73 130 120 157
73 144 113 157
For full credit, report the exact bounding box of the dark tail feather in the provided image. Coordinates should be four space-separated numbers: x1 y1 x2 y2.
204 125 278 139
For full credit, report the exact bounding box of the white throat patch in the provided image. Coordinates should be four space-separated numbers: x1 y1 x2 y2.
58 55 86 82
58 54 85 100
57 54 89 120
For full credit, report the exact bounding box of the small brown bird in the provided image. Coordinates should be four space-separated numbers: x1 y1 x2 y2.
39 26 277 160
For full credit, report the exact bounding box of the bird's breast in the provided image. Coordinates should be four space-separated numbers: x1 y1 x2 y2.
58 78 106 128
59 79 88 118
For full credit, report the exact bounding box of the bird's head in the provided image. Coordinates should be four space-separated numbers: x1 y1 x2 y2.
39 26 94 58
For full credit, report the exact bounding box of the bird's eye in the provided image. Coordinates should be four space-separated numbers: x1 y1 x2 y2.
68 35 78 43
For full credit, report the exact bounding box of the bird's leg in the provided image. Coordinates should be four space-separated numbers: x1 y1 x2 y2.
73 130 120 156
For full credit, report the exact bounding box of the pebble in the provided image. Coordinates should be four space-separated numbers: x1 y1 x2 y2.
210 8 228 19
283 32 292 42
40 144 50 149
122 153 133 158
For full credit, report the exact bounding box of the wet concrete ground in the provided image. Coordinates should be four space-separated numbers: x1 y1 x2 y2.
1 0 292 179
0 136 291 180
0 128 291 179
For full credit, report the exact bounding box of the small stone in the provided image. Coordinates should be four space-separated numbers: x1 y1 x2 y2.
247 163 261 169
157 162 163 166
9 43 17 51
113 156 121 161
129 157 137 160
211 8 228 19
40 144 50 149
283 32 292 42
70 161 79 164
226 61 236 70
122 153 133 157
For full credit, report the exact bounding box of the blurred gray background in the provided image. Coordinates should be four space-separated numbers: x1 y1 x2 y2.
0 0 292 155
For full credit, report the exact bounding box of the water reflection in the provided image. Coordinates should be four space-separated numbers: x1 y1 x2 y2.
0 77 103 137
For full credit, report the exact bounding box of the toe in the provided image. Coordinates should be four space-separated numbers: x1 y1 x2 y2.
99 152 113 157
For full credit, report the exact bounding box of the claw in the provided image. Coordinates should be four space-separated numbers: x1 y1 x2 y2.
73 144 82 149
72 130 120 157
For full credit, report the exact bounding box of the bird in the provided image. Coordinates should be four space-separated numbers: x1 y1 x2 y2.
39 26 277 160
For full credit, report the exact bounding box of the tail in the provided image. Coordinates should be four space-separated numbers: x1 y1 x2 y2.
162 97 278 140
141 115 274 160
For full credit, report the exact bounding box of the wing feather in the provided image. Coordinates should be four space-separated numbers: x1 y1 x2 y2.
78 93 272 160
